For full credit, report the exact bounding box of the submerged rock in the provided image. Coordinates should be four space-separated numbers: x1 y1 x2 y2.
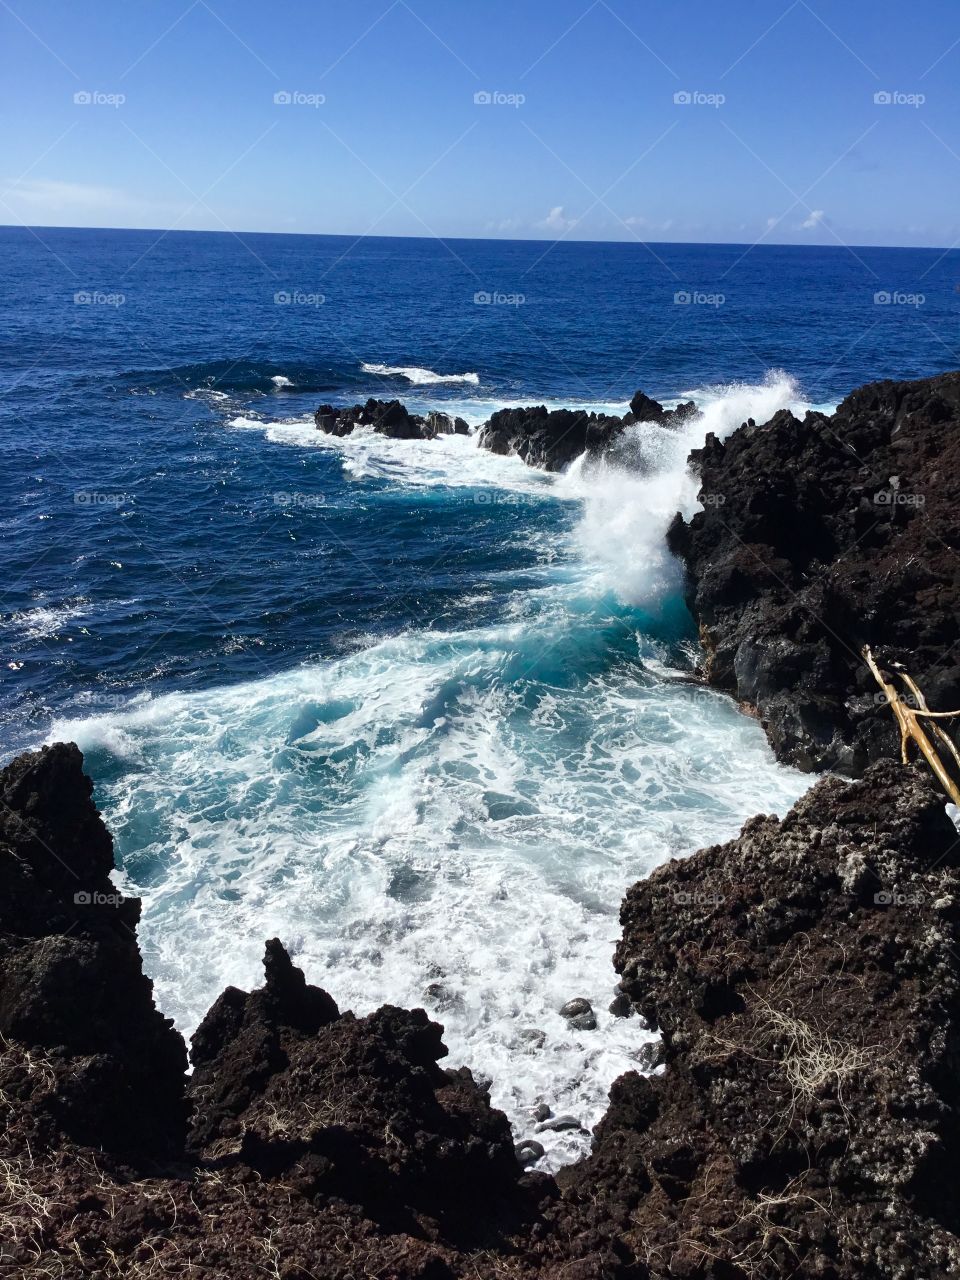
536 1114 586 1134
515 1139 545 1166
559 997 597 1030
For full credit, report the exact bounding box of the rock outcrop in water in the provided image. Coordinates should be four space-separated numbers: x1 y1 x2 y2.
7 737 960 1277
315 397 470 439
476 391 697 472
667 371 960 774
312 389 697 470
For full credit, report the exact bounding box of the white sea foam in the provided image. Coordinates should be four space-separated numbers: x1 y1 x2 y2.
54 371 829 1168
228 414 553 496
51 606 808 1169
8 600 90 640
271 375 294 388
361 362 481 386
561 370 814 605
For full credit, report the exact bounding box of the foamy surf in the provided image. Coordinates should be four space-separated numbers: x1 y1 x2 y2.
227 414 555 496
563 370 820 605
51 369 830 1168
51 604 809 1169
361 362 480 386
7 600 91 640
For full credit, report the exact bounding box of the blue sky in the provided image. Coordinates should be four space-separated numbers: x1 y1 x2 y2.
2 0 960 246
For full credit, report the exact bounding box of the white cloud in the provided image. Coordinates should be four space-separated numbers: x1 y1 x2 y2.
622 215 674 234
538 205 577 233
766 215 780 229
1 178 132 211
801 209 826 229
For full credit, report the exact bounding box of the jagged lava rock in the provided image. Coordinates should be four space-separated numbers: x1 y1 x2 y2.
568 760 960 1279
476 390 697 473
315 398 469 440
0 742 187 1158
667 370 960 773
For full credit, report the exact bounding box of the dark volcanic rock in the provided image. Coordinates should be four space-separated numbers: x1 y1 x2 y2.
550 761 960 1278
559 998 597 1031
0 743 187 1158
477 405 624 471
187 941 527 1238
476 390 698 472
8 739 960 1277
315 398 469 440
624 390 695 426
426 409 470 436
668 371 960 773
0 746 542 1279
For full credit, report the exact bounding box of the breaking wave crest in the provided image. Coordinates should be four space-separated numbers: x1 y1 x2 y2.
52 370 820 1168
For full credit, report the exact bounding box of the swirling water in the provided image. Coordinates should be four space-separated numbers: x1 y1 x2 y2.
2 227 958 1163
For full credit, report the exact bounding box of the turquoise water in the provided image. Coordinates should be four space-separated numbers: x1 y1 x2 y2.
5 228 957 1161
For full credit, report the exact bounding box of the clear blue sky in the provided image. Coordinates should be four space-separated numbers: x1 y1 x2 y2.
2 0 960 246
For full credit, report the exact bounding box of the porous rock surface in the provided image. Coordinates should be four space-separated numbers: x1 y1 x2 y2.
667 371 960 773
315 398 470 439
476 389 696 473
4 739 960 1276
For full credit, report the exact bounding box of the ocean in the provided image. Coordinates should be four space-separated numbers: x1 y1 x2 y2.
2 226 957 1164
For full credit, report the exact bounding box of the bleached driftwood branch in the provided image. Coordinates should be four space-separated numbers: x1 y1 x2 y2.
863 646 960 806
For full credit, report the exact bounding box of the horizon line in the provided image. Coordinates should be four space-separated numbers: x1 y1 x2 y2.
0 223 956 254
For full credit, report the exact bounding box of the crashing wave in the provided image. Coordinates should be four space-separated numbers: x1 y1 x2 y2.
361 362 480 386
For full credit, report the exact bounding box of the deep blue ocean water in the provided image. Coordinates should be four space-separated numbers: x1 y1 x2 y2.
2 227 958 1162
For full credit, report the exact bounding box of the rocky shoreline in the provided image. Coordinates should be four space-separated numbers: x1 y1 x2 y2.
4 746 960 1276
316 371 960 779
667 372 960 775
4 371 960 1277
